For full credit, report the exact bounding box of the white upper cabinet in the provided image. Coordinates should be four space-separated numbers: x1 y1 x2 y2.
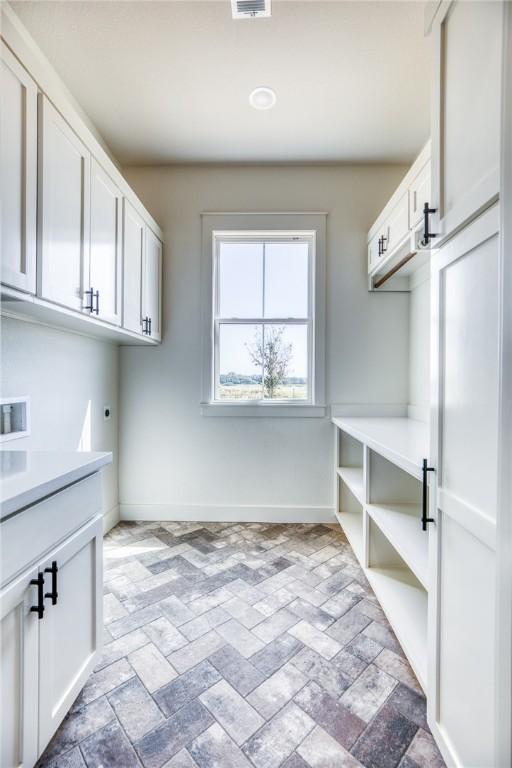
430 0 503 244
143 228 162 342
367 142 431 289
0 42 37 294
88 160 122 325
122 199 144 336
38 96 90 312
409 161 431 230
384 190 409 255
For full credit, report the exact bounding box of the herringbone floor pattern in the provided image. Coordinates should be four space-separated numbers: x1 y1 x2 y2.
37 521 445 768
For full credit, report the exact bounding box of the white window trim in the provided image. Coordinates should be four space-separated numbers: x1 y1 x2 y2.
200 213 327 417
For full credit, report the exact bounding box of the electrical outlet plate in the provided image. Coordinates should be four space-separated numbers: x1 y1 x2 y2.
0 396 31 442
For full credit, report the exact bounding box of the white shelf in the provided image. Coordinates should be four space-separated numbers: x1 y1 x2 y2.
336 466 364 504
335 509 363 563
367 503 428 589
332 417 428 479
366 567 428 691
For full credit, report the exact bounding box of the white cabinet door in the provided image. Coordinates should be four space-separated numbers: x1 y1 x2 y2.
88 160 122 325
122 199 144 335
0 567 39 768
409 162 431 231
38 517 103 755
38 96 90 312
143 227 162 342
430 1 503 244
367 232 380 274
429 206 500 768
384 191 409 256
0 42 37 294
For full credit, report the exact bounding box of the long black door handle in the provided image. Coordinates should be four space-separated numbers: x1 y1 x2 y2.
44 561 58 606
422 458 435 532
421 202 437 247
30 573 45 619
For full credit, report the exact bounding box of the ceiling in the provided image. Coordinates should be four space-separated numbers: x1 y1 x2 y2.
10 1 431 165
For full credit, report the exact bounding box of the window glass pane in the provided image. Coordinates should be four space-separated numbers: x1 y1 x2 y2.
264 242 309 318
219 243 263 318
261 324 308 400
218 324 263 400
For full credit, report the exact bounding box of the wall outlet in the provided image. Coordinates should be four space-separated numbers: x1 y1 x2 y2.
103 405 112 421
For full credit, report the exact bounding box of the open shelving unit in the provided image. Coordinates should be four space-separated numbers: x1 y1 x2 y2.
333 415 430 691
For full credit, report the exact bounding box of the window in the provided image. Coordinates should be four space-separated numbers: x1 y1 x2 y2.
201 214 326 416
212 233 313 404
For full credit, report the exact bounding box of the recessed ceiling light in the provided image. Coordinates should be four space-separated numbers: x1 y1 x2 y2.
249 87 276 110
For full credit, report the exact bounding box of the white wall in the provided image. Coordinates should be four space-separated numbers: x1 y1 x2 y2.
408 265 431 422
0 316 119 525
119 164 409 521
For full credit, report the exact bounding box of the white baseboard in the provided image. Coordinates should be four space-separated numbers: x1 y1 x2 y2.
103 504 120 533
120 503 336 524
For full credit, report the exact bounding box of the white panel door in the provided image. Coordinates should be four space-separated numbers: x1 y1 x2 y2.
89 160 122 325
0 42 37 294
429 206 500 768
430 1 503 245
38 517 102 756
38 96 90 312
122 199 144 335
143 227 162 341
0 566 39 768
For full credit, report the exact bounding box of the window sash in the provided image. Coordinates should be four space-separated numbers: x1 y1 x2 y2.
212 232 315 405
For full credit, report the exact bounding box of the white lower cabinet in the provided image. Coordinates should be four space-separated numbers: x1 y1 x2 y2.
429 206 500 768
0 509 102 768
0 566 39 768
38 519 103 753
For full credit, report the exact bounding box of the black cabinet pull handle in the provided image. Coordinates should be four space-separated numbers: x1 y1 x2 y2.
421 202 437 246
148 317 152 336
378 236 383 257
94 290 100 315
422 458 435 532
84 287 94 312
30 573 45 619
44 561 58 606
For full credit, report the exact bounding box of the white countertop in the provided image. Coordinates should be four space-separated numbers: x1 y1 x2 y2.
0 450 112 520
332 416 429 479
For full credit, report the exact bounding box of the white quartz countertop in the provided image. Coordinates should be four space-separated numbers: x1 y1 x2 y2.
0 450 112 520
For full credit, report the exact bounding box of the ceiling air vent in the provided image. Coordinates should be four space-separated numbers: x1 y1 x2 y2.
231 0 271 19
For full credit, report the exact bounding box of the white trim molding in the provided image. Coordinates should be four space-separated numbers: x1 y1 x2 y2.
120 503 335 524
200 212 327 417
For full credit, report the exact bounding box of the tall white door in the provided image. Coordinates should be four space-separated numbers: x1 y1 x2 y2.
430 1 503 246
0 566 39 768
0 42 37 294
143 227 162 341
429 206 500 768
122 199 144 335
38 96 90 312
89 160 122 325
38 518 102 755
